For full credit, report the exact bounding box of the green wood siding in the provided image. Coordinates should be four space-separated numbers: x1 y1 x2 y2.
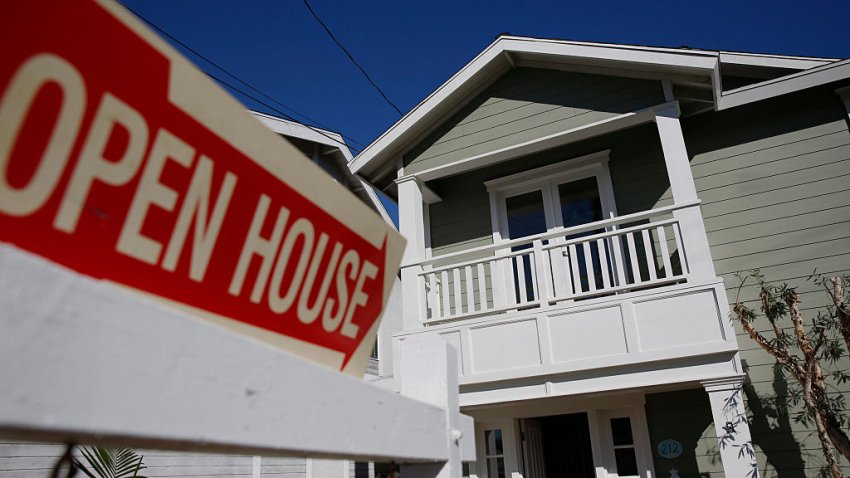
682 86 850 477
404 68 666 174
427 124 671 258
645 389 723 478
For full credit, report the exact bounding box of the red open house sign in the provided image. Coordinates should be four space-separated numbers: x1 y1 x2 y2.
0 0 404 375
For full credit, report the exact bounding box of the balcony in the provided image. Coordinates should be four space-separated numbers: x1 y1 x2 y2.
416 203 697 324
395 202 739 403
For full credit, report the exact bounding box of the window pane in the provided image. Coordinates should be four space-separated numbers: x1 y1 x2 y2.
485 429 503 455
610 417 634 446
558 177 602 230
487 457 506 478
614 448 639 476
506 190 547 240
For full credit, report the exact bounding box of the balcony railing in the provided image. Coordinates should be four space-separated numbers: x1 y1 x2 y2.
414 202 701 324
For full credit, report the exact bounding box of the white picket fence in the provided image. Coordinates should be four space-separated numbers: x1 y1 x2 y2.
417 203 696 324
0 244 474 478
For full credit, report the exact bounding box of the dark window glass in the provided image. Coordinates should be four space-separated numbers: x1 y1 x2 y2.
558 177 602 231
486 457 506 478
614 448 639 476
506 190 547 240
610 417 634 446
485 429 503 455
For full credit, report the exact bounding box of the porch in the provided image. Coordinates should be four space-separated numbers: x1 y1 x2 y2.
391 104 743 399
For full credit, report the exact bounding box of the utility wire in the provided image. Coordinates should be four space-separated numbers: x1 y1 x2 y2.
121 2 366 151
210 73 362 154
301 0 403 116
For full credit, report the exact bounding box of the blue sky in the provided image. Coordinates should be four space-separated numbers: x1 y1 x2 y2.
121 0 850 157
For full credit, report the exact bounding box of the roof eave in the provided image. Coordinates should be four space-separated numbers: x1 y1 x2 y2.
349 36 720 181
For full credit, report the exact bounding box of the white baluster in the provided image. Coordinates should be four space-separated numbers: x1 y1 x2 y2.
452 268 463 316
477 263 487 312
626 232 642 284
596 238 611 290
582 241 596 292
641 228 658 281
657 225 673 279
464 265 475 313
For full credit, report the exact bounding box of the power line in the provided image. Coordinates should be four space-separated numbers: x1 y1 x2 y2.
210 73 362 154
301 0 403 116
120 2 366 151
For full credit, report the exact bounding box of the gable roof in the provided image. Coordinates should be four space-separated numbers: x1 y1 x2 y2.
252 111 395 228
349 35 844 185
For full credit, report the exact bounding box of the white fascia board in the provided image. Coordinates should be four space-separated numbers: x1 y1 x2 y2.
251 111 352 160
359 178 397 229
719 51 837 70
503 37 719 71
350 36 719 178
718 58 850 110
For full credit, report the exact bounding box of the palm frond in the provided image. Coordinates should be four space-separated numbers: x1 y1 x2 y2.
73 446 147 478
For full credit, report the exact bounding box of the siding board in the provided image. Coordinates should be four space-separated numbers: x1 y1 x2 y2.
684 86 850 477
404 68 665 174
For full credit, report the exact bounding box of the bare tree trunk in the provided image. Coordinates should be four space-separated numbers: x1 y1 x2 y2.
828 277 850 354
734 281 850 475
811 405 844 478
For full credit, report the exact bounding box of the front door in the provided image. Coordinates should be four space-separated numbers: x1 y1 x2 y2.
519 413 596 478
520 419 546 478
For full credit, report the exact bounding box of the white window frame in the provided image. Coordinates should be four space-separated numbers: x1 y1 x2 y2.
484 150 618 246
597 407 655 478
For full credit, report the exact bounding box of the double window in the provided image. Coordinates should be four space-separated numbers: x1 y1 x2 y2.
486 151 618 300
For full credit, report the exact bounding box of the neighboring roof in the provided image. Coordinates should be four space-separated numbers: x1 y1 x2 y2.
349 35 846 183
718 58 850 110
252 111 395 228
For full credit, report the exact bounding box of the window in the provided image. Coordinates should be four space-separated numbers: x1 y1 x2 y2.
610 417 639 476
486 150 616 242
484 428 506 478
486 151 618 299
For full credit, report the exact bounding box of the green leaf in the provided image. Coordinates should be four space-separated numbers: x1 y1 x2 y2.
74 446 146 478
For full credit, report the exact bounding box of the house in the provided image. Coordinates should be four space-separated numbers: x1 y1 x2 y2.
0 113 398 478
351 36 850 477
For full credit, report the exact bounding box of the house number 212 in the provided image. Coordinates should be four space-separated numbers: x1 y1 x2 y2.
657 439 683 459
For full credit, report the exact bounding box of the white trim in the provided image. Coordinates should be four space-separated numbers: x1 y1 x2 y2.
252 456 261 478
486 152 617 248
251 111 350 159
719 51 836 71
359 178 396 229
596 406 655 478
718 58 850 110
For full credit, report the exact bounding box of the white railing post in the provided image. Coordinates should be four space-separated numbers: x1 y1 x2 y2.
400 334 467 478
397 176 427 329
655 104 717 280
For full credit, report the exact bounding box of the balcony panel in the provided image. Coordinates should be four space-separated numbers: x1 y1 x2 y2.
394 280 738 390
633 289 725 351
548 305 628 363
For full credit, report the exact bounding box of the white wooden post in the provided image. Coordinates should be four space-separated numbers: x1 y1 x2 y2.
655 104 717 280
0 244 470 463
397 176 427 330
702 377 759 478
399 334 468 478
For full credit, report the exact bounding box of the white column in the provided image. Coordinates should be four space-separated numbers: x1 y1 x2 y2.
655 105 717 280
702 376 759 478
397 176 427 330
399 334 463 478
